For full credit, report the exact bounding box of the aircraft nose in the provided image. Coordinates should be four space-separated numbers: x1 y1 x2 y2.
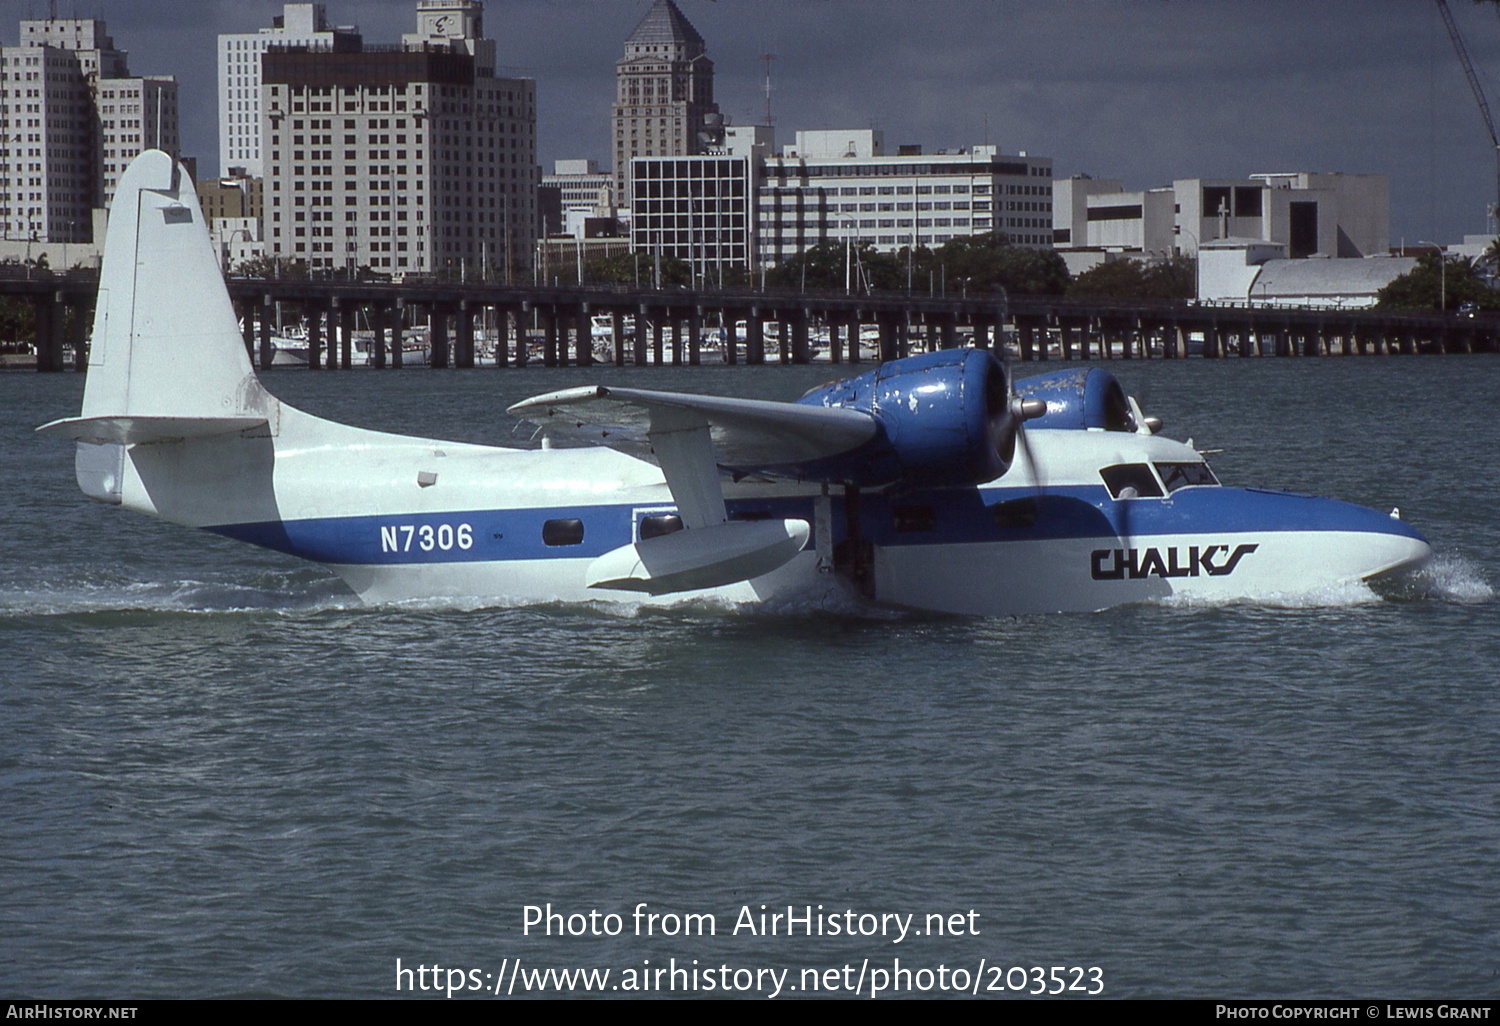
1364 529 1433 582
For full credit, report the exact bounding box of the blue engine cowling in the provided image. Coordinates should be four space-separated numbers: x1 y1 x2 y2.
777 348 1020 488
1013 367 1136 432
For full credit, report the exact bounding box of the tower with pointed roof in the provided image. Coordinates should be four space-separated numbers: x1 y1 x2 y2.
611 0 721 205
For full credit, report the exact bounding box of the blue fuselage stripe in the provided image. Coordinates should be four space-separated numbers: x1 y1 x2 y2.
204 486 1426 566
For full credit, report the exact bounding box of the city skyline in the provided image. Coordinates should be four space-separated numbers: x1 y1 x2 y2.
6 0 1500 247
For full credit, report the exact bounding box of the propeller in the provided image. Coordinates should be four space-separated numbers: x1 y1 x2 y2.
1008 394 1047 485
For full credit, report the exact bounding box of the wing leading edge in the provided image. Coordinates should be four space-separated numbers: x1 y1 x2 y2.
508 385 877 466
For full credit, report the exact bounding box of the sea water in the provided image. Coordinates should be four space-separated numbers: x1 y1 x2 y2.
2 356 1496 998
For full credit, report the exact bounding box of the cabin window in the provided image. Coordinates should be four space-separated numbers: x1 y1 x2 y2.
639 513 683 540
991 497 1037 529
542 518 584 546
1154 462 1219 493
892 504 936 532
1099 464 1164 500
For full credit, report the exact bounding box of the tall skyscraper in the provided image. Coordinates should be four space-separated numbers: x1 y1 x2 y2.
0 16 177 245
218 4 361 178
98 76 180 210
611 0 721 206
261 0 536 276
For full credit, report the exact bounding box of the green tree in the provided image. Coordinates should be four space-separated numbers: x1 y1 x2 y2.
1375 253 1500 311
764 234 1067 295
581 250 691 287
1069 259 1149 298
1069 255 1194 299
1141 255 1196 298
763 241 899 290
0 295 35 343
934 233 1069 295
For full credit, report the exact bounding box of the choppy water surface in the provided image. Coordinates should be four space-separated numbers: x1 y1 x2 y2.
3 357 1497 998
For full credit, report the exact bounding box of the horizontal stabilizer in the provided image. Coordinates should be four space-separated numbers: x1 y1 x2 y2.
508 385 877 466
36 415 268 445
586 518 810 595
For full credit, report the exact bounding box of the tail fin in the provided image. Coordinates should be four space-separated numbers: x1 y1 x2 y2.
78 150 272 424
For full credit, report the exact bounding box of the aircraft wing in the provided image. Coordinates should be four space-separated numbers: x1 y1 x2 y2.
507 385 877 467
509 385 875 530
510 385 853 590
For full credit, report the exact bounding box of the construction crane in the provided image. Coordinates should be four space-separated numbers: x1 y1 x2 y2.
1435 0 1500 233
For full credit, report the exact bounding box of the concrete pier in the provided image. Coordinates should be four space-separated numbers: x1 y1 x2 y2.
6 269 1498 373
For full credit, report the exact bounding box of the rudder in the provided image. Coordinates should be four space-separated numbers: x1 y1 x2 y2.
80 150 272 423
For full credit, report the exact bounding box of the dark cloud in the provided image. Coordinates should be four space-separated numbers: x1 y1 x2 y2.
5 0 1498 245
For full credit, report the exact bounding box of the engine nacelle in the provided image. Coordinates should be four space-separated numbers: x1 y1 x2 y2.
1013 367 1136 432
788 348 1021 487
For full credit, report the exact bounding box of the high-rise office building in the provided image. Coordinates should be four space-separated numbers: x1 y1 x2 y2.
261 0 536 276
98 77 180 210
611 0 721 207
758 131 1053 264
218 4 360 179
628 126 772 280
0 16 177 245
628 128 1053 273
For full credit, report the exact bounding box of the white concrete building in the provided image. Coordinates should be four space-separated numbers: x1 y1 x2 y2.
260 0 536 277
210 215 265 270
1197 238 1287 304
540 158 613 236
1055 172 1389 261
720 124 776 161
1052 176 1174 262
759 130 1053 266
1180 173 1387 259
218 3 359 178
1445 233 1497 262
1198 237 1415 309
0 17 176 248
1250 256 1417 308
1052 176 1122 252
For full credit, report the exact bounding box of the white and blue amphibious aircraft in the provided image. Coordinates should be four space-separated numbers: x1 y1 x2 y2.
39 152 1431 615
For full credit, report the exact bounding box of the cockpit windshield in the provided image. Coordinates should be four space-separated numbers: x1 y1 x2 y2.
1100 463 1164 499
1154 462 1219 493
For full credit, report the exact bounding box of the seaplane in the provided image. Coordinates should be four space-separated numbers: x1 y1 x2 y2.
38 152 1432 615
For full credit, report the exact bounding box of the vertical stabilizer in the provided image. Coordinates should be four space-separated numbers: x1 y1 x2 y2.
80 150 272 422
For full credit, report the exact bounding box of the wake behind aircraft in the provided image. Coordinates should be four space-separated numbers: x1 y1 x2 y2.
39 152 1432 615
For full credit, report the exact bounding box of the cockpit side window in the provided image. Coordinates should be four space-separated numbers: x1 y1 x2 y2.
1099 463 1164 500
1154 462 1219 493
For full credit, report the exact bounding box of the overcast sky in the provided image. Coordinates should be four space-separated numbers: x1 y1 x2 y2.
8 0 1500 248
